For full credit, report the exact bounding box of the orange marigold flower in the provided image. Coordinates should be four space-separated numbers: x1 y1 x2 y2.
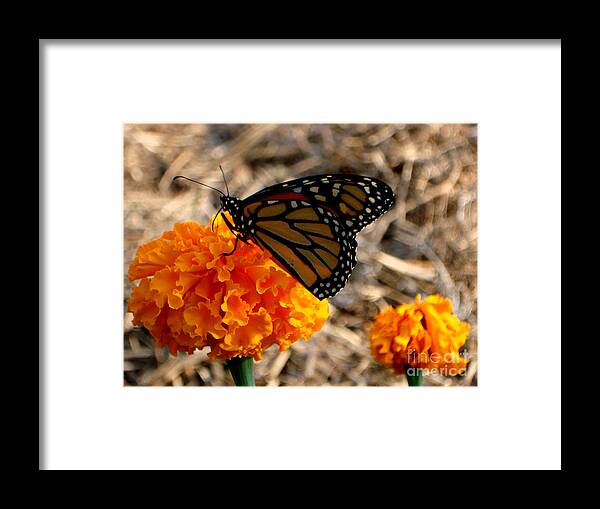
369 294 470 375
127 215 329 360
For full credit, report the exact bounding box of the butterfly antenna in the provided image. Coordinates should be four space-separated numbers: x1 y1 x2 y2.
172 175 225 196
218 164 230 196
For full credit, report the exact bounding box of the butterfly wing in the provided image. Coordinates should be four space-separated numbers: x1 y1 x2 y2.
237 173 394 299
242 198 357 299
249 174 395 234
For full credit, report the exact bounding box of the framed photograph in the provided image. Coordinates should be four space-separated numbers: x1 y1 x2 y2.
124 123 478 387
41 40 561 470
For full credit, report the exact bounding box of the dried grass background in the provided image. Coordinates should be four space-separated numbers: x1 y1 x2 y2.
124 124 477 386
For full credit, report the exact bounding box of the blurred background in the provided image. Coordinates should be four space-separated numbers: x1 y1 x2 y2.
124 124 477 386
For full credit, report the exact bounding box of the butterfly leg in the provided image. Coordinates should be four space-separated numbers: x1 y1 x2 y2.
211 207 223 232
222 235 241 256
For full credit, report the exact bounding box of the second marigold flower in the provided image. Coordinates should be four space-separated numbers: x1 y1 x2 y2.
127 215 329 360
369 294 470 376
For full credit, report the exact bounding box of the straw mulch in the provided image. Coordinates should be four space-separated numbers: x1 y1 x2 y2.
124 124 477 386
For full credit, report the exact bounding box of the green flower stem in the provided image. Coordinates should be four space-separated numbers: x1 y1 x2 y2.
226 356 255 386
405 367 423 387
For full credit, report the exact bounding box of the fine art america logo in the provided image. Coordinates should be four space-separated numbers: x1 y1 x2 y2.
405 351 470 377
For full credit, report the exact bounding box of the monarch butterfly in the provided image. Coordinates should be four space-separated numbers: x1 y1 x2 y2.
173 168 395 300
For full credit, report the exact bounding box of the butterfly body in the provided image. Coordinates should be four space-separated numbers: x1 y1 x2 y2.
219 174 395 300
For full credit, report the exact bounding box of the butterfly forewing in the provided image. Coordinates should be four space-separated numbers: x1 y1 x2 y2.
249 174 395 234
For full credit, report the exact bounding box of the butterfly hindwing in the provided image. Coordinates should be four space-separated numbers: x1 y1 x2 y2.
245 199 357 299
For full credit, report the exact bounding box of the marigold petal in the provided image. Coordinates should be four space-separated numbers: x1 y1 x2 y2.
222 288 251 327
193 273 218 300
221 307 273 355
183 302 227 340
128 280 161 327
